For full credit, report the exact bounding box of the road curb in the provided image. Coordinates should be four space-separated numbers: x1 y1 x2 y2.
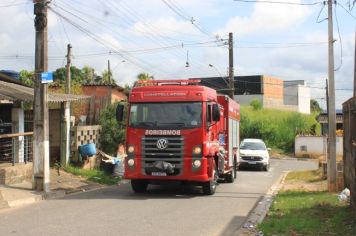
0 183 105 211
235 171 290 235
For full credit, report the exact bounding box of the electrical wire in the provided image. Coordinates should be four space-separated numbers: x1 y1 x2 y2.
334 3 343 71
336 1 356 19
48 7 172 77
233 0 323 5
316 2 328 23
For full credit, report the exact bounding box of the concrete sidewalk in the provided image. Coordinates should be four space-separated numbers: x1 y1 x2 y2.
0 169 103 211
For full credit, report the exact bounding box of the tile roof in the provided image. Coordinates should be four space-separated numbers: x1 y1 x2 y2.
0 81 90 103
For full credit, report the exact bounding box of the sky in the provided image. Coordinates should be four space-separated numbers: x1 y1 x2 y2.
0 0 355 109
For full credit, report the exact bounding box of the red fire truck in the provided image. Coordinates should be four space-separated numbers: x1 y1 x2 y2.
116 80 240 195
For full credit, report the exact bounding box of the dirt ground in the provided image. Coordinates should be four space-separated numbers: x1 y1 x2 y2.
282 179 327 192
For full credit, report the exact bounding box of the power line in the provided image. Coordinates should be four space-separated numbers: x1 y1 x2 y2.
48 6 172 77
334 3 343 71
336 1 356 19
233 0 323 6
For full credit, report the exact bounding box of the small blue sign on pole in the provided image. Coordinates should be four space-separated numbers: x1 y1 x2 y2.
41 72 53 84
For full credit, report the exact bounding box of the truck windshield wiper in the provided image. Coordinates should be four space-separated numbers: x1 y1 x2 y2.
137 121 157 127
159 122 185 127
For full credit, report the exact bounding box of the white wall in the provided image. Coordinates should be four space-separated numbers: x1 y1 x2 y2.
295 136 343 158
298 86 310 114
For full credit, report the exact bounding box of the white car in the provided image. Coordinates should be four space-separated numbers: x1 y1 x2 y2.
238 139 270 171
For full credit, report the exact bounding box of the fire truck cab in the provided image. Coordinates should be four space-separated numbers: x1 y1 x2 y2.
116 80 240 195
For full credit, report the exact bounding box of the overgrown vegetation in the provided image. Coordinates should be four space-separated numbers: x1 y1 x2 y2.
259 170 356 235
98 102 126 155
240 106 320 153
64 164 120 185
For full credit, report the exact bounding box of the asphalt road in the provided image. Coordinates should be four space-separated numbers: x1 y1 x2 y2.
0 159 317 236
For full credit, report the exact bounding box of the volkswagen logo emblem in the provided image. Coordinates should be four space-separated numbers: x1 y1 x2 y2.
156 138 168 150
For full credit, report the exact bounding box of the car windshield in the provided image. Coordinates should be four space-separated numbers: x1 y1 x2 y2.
240 141 266 150
129 102 202 128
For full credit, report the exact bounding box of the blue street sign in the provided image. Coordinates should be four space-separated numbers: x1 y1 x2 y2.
41 72 53 84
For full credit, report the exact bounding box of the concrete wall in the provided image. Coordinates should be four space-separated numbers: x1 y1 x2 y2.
0 163 32 184
234 94 263 106
295 136 343 159
297 86 310 114
284 82 310 114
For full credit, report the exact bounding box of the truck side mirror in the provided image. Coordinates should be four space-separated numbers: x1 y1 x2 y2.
116 104 125 122
212 104 220 122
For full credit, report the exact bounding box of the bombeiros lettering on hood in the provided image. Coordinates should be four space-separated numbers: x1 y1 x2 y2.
145 130 181 135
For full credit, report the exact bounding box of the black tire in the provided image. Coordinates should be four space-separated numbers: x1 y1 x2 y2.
225 170 235 183
131 180 148 193
263 163 270 171
203 165 218 195
233 156 237 179
226 157 237 183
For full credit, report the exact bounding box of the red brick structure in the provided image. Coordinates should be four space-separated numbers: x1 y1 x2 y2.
82 84 128 124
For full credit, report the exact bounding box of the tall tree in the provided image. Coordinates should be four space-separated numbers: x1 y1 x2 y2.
82 66 96 84
137 72 154 81
19 69 35 87
310 99 322 113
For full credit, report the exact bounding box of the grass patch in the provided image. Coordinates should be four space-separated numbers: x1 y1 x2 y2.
259 191 356 235
64 164 121 185
259 169 356 235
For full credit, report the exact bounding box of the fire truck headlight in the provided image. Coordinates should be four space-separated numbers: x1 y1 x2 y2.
193 160 201 168
127 159 135 167
127 146 134 153
193 146 202 155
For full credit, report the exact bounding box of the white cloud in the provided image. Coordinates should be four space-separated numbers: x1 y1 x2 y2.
217 0 312 36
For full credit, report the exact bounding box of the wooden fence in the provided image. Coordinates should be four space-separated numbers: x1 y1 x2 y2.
343 98 356 209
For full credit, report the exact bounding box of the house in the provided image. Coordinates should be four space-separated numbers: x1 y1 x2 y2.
194 75 311 114
0 75 89 184
317 109 343 136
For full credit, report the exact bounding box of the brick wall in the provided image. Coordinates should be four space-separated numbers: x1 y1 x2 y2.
262 76 283 100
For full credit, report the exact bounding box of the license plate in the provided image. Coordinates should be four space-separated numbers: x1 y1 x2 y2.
248 161 256 165
151 172 167 176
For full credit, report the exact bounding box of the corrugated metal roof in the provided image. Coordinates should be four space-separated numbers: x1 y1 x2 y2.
317 114 343 123
0 81 90 103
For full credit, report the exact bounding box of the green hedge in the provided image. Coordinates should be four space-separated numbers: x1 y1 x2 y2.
240 106 320 153
98 102 126 155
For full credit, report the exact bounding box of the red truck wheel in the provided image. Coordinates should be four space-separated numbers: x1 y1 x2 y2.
202 165 218 195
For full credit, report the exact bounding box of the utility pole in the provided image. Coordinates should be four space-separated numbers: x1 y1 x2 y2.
33 0 50 192
61 44 71 166
228 32 235 99
108 60 111 84
327 0 337 192
354 30 356 97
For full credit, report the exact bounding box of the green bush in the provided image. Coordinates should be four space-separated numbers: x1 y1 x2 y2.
98 102 126 155
250 99 262 110
240 106 320 153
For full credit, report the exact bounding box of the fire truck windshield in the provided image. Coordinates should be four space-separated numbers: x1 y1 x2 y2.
129 102 202 128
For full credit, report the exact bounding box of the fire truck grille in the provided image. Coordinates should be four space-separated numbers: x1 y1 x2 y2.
141 136 184 176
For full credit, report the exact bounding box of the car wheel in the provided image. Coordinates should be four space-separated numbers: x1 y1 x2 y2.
131 180 148 193
263 163 270 171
